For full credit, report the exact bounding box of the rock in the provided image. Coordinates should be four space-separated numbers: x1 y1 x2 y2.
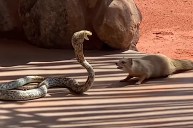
0 0 13 31
19 0 86 48
0 0 20 31
93 0 142 50
0 0 24 39
18 0 142 50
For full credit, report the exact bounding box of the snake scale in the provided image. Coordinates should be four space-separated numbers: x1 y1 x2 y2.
0 30 95 101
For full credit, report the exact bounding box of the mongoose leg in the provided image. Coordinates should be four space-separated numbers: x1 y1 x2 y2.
120 75 133 82
136 75 147 85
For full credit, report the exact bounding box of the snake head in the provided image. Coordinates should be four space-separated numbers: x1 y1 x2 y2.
83 30 92 40
73 30 92 41
72 30 92 47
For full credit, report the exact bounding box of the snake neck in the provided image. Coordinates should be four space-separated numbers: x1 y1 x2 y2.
81 60 95 88
72 44 95 93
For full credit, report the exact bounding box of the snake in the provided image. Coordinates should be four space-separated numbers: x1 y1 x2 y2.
0 30 95 101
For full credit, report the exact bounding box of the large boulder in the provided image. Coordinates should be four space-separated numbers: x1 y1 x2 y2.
0 0 21 32
93 0 142 50
18 0 142 50
0 0 24 39
19 0 86 48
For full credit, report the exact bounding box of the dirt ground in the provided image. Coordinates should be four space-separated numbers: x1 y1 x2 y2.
135 0 193 60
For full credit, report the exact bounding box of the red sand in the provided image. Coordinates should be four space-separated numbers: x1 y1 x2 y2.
135 0 193 60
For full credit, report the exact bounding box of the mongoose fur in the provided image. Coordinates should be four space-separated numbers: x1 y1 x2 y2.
116 54 193 85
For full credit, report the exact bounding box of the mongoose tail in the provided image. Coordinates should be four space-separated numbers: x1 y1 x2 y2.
172 59 193 73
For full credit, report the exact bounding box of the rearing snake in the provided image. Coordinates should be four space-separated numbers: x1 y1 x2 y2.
0 30 95 101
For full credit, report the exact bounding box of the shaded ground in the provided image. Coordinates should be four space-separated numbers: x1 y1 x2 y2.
0 39 193 128
1 1 193 127
135 0 193 60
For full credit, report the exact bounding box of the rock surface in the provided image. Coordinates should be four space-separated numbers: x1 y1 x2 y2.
0 0 20 32
0 0 24 40
19 0 86 48
93 0 142 50
18 0 142 50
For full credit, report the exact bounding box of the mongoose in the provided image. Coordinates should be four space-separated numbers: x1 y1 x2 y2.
116 54 193 85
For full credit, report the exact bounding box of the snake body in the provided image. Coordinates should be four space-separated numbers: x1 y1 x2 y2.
0 30 95 100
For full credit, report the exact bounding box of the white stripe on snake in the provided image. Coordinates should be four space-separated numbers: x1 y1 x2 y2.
0 30 95 100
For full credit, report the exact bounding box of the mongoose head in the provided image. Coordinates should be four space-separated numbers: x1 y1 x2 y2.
116 58 133 71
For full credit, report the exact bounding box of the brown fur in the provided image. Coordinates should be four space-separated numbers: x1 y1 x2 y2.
116 54 193 85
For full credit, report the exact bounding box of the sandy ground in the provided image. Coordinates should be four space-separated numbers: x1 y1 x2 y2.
135 0 193 60
1 1 193 128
